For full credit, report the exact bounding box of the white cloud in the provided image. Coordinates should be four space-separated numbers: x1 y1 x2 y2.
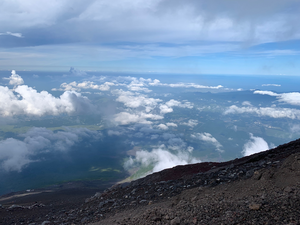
0 31 23 38
115 90 162 112
149 79 223 90
160 99 193 114
114 112 163 125
3 70 24 86
191 132 223 152
124 147 201 175
262 84 281 87
166 122 177 127
0 127 100 172
278 93 300 106
0 138 31 172
242 101 252 106
0 84 93 117
242 133 270 156
181 119 198 127
53 81 115 92
127 78 152 93
157 124 169 130
224 105 300 120
253 90 280 96
254 90 300 106
159 104 174 114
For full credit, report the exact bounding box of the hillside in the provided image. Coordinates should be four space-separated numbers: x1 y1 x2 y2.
1 138 300 224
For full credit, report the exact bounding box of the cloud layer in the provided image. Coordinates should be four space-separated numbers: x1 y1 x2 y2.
1 0 300 46
224 105 300 120
0 127 100 172
254 90 300 106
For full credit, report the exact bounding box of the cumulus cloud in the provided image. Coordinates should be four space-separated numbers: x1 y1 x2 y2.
160 99 193 114
124 146 201 176
166 122 177 127
127 78 152 93
242 133 270 156
114 90 162 112
181 119 198 127
3 70 24 86
191 132 223 152
224 105 300 120
53 81 115 92
157 124 169 130
0 85 93 117
114 112 163 125
254 90 300 106
0 127 100 172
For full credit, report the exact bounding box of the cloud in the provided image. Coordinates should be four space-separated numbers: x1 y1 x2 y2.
253 90 280 97
115 90 162 112
0 138 31 172
0 84 93 117
166 122 177 127
107 130 123 136
0 127 100 172
0 31 23 38
224 105 300 120
262 84 281 87
181 119 198 127
114 112 163 125
254 90 300 106
242 133 270 156
290 124 300 134
53 81 115 92
157 124 169 130
3 70 24 86
150 79 223 90
124 146 201 175
191 132 223 152
127 78 152 93
242 101 252 106
160 99 193 114
2 0 299 47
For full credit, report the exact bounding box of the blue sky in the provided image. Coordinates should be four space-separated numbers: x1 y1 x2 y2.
0 0 300 75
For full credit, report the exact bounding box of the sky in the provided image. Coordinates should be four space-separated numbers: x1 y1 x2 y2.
0 0 300 75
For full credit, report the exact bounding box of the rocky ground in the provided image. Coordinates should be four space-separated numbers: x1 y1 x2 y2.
1 139 300 224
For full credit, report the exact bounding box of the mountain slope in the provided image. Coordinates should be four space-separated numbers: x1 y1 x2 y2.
1 138 300 224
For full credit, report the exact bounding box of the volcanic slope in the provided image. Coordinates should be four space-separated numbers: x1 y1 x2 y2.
1 139 300 224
